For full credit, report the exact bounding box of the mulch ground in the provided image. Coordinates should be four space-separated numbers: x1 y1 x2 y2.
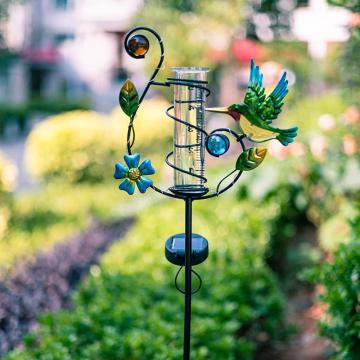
0 218 134 356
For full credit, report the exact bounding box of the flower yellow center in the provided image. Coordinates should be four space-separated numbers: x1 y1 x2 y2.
128 168 140 181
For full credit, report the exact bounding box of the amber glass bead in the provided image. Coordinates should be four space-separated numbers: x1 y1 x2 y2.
128 35 149 57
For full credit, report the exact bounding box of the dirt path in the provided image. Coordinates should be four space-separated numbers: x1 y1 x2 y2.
0 218 134 356
256 220 329 360
280 288 328 360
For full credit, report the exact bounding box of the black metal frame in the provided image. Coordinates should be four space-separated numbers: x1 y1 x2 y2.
123 26 250 360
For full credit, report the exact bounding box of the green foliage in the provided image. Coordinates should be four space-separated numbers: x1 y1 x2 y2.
319 203 357 252
6 198 286 359
28 96 91 114
338 29 360 106
0 97 91 136
26 111 118 183
248 92 358 227
312 207 360 359
0 151 16 195
25 98 171 184
262 41 313 93
134 0 245 86
246 0 307 40
1 97 170 267
328 0 360 11
119 80 139 117
235 93 358 291
0 0 19 21
327 0 360 105
0 152 16 239
0 181 120 268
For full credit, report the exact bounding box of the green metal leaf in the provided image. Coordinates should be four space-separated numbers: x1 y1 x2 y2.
119 80 139 117
236 147 267 171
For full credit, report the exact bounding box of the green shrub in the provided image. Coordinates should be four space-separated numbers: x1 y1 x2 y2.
315 207 360 359
28 96 91 114
25 98 171 184
0 177 148 268
0 152 16 194
0 98 91 136
109 97 172 151
243 94 359 227
26 111 119 183
7 198 286 359
0 152 16 239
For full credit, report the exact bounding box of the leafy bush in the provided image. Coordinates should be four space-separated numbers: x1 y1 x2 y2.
0 152 16 195
28 97 91 114
0 180 134 268
109 97 172 151
242 93 358 232
7 198 286 359
0 97 91 136
313 206 360 359
328 0 360 106
26 98 171 184
0 152 16 239
26 111 118 183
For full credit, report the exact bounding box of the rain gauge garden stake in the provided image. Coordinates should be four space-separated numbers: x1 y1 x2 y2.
115 26 298 360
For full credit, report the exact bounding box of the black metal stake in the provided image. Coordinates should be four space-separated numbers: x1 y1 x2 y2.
183 196 193 360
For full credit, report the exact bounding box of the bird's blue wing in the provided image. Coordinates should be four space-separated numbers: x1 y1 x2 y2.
257 71 289 124
244 59 266 112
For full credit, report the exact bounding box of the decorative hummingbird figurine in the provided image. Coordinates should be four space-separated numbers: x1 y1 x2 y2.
206 59 298 146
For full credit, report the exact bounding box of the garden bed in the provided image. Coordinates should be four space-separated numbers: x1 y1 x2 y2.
0 218 134 356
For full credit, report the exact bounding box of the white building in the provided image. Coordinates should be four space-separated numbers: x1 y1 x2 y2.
0 0 143 110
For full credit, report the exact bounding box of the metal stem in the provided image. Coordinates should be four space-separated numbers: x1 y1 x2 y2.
183 196 192 360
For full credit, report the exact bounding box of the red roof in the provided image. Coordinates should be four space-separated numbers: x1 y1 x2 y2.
23 48 59 63
232 38 263 64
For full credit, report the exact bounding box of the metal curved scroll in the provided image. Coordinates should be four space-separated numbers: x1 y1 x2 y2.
124 27 165 154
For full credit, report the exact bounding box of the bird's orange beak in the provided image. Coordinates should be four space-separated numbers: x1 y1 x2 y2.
205 107 229 114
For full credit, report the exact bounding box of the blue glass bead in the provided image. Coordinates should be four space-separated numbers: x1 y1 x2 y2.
206 134 230 157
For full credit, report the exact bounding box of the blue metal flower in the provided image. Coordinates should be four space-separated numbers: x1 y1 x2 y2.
114 153 155 195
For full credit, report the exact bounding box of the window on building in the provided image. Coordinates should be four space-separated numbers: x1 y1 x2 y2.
55 0 69 10
54 33 74 45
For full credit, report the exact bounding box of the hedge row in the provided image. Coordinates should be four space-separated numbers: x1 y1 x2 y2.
6 198 287 359
313 204 360 360
0 152 16 239
0 98 90 136
25 98 171 184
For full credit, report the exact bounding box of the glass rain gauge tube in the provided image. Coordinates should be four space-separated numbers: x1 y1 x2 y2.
172 67 209 195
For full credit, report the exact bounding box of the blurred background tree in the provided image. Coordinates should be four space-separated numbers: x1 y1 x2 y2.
246 0 308 40
134 0 246 102
328 0 360 106
136 0 245 69
0 0 20 42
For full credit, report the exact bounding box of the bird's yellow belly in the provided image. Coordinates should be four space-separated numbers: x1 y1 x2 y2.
240 117 277 142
